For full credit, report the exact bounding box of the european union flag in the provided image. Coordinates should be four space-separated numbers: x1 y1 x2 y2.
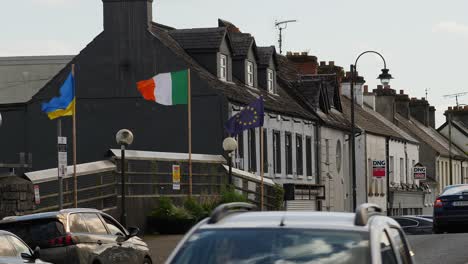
225 96 264 136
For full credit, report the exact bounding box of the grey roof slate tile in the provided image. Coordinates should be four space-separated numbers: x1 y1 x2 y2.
168 27 227 50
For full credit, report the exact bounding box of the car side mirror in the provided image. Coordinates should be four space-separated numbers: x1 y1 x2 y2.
33 246 41 259
21 253 34 260
127 227 140 238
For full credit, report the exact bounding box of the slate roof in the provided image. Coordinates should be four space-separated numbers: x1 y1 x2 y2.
395 113 467 159
257 46 277 66
275 54 351 131
229 32 255 58
341 97 418 143
151 24 315 121
438 120 468 138
168 27 228 50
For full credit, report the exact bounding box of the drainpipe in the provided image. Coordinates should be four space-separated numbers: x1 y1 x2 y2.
315 123 322 210
386 138 391 216
364 134 368 203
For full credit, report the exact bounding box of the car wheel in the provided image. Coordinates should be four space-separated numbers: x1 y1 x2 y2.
433 226 444 234
143 257 152 264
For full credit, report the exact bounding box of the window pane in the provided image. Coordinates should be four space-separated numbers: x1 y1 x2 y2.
273 131 281 174
286 133 292 175
296 134 303 175
0 236 16 257
388 228 411 264
248 129 257 172
81 213 108 235
395 218 417 227
69 214 88 233
102 216 126 236
171 229 371 264
237 132 244 170
306 137 312 176
263 129 268 173
380 231 398 264
7 236 31 256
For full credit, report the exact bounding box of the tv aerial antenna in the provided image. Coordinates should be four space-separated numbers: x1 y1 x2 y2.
443 92 468 107
275 20 297 54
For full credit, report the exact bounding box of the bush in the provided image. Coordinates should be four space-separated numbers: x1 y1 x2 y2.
272 184 285 210
219 185 248 204
150 197 175 219
184 197 209 221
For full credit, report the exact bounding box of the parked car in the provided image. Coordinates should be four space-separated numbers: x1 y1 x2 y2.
166 203 415 264
434 184 468 233
0 230 50 264
0 208 152 264
392 216 433 235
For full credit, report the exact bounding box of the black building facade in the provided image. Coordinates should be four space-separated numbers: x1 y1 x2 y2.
0 0 315 178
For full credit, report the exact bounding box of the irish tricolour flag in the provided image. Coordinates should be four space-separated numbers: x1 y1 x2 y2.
136 69 188 105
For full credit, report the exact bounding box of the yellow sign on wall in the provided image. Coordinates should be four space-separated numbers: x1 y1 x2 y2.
172 165 181 190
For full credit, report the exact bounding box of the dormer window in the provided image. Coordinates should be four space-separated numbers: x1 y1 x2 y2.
247 61 254 87
267 69 275 94
219 54 227 81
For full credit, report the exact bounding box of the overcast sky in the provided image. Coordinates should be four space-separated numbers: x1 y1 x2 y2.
1 0 467 126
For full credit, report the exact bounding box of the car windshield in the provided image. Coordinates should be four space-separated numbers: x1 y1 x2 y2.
441 185 468 196
171 228 370 264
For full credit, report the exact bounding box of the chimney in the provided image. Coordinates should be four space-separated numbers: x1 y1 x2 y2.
373 85 397 122
286 52 318 75
429 106 436 128
103 0 153 34
409 98 430 126
340 71 365 106
445 105 468 127
395 90 410 119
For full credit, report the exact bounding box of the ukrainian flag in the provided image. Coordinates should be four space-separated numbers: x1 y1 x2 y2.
41 72 75 120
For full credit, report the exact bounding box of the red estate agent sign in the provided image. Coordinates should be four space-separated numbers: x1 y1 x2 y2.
372 160 386 178
413 163 426 180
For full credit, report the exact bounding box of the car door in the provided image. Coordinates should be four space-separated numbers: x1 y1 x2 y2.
6 235 35 263
79 213 130 264
379 229 399 264
387 227 413 264
99 214 141 263
0 235 22 264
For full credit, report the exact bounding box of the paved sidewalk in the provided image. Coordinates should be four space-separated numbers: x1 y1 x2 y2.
144 235 184 264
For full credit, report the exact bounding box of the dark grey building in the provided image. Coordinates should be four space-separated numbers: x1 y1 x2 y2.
0 0 326 210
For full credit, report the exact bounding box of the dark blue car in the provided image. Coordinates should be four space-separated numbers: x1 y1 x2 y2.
433 184 468 233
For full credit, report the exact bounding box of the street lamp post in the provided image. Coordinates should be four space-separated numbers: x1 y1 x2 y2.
116 129 134 227
223 137 238 185
350 51 393 211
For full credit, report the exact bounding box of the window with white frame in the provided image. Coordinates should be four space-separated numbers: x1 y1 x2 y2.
267 69 275 93
219 54 227 81
246 61 254 87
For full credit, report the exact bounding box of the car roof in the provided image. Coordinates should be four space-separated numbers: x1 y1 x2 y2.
0 208 101 224
198 211 371 232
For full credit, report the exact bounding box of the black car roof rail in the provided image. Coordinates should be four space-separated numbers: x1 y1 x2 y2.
208 202 256 224
355 203 382 226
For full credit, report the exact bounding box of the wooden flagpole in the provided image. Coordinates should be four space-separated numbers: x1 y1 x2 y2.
72 64 78 208
260 126 264 211
188 69 193 197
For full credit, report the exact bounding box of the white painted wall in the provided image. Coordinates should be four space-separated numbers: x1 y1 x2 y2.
365 133 387 212
320 126 351 212
436 157 465 194
230 106 317 187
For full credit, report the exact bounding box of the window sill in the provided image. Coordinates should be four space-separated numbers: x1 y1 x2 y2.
307 176 314 181
286 174 293 179
274 173 282 178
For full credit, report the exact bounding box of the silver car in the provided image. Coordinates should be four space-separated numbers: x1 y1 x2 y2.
0 230 50 264
0 208 152 264
166 203 415 264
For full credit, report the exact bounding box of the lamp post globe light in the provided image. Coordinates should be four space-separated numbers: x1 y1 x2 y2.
350 51 392 212
116 129 134 227
223 137 238 185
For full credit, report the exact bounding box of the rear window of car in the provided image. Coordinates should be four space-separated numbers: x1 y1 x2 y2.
170 228 370 264
0 220 65 248
442 185 468 196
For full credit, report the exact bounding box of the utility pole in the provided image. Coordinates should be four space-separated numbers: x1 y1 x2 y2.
275 20 297 54
443 92 467 185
